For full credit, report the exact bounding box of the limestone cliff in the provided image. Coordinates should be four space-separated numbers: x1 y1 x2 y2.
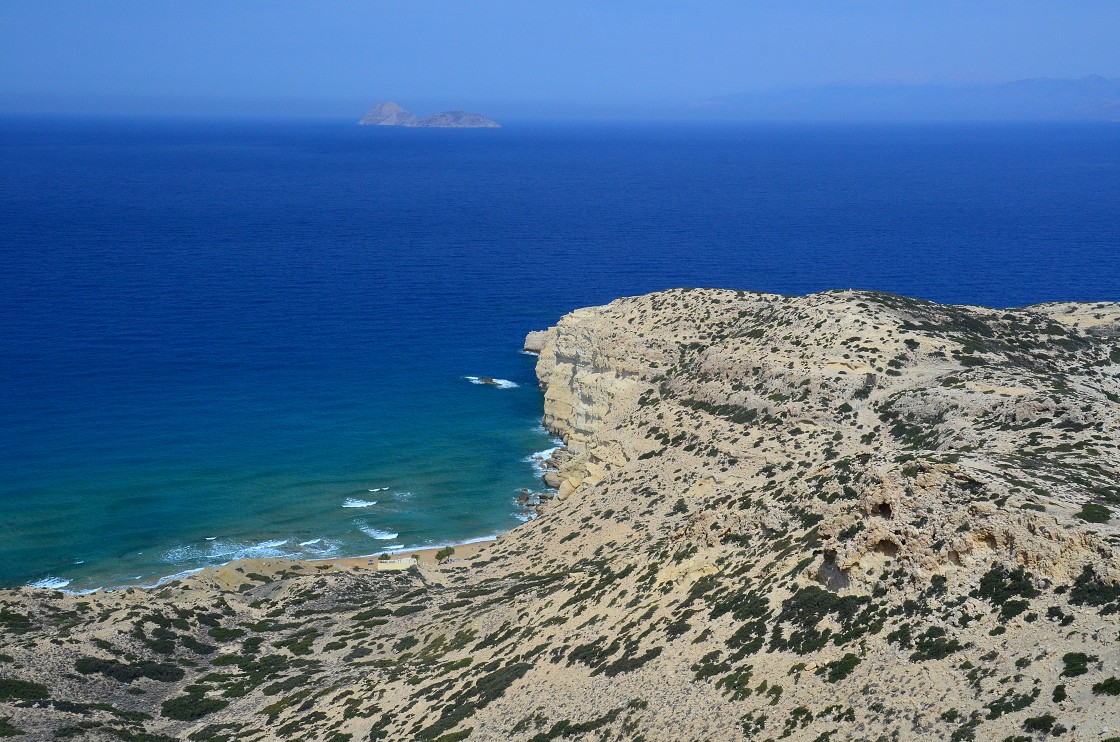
2 289 1118 742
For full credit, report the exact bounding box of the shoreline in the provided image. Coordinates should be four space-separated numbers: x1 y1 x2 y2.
20 443 565 595
183 537 499 592
16 362 564 596
315 536 495 569
22 535 502 596
118 436 564 594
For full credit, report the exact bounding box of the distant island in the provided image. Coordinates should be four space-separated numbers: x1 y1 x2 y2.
358 101 500 128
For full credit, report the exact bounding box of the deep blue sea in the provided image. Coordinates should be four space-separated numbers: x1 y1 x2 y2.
1 118 1118 591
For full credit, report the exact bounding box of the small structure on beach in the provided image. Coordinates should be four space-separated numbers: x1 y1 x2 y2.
372 557 416 572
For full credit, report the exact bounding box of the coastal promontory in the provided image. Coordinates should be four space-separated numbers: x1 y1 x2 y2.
2 289 1118 740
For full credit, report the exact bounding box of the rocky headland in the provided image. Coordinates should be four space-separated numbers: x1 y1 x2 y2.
358 101 500 128
2 289 1119 741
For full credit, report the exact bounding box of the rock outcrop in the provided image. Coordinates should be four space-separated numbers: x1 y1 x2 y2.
522 329 549 353
2 289 1118 741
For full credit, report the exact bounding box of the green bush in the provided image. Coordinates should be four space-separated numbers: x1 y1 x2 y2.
1022 714 1056 734
769 585 872 655
75 657 185 683
161 694 229 721
971 566 1038 619
418 661 532 739
179 636 216 655
353 607 392 621
1069 566 1120 613
909 627 963 662
1077 503 1112 523
0 717 24 738
435 547 455 563
1093 677 1120 695
0 610 31 635
822 653 861 682
207 626 246 641
1060 652 1096 677
0 678 48 702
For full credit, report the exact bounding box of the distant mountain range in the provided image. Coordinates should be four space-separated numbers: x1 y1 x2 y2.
358 101 500 128
703 76 1120 121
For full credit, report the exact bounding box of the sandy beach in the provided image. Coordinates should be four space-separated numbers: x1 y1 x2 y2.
170 537 499 592
322 537 495 568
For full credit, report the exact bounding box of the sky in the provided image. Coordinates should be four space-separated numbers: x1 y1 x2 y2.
1 0 1118 119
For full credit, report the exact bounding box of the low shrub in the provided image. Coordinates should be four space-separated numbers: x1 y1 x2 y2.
0 678 48 701
161 694 229 721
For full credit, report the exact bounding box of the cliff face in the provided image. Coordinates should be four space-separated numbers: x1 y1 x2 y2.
535 290 1120 585
3 289 1119 742
534 307 646 456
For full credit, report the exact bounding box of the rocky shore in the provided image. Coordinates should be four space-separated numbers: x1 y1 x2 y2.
2 288 1119 741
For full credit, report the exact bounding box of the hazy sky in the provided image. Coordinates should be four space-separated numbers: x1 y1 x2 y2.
2 0 1118 118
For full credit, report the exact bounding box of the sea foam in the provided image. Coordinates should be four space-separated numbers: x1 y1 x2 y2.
164 538 294 564
343 498 377 508
358 524 399 540
524 445 561 475
161 537 341 569
464 376 519 389
27 576 71 590
144 568 205 589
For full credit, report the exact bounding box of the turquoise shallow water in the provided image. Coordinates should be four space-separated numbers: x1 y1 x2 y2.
2 350 557 590
1 119 1118 591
